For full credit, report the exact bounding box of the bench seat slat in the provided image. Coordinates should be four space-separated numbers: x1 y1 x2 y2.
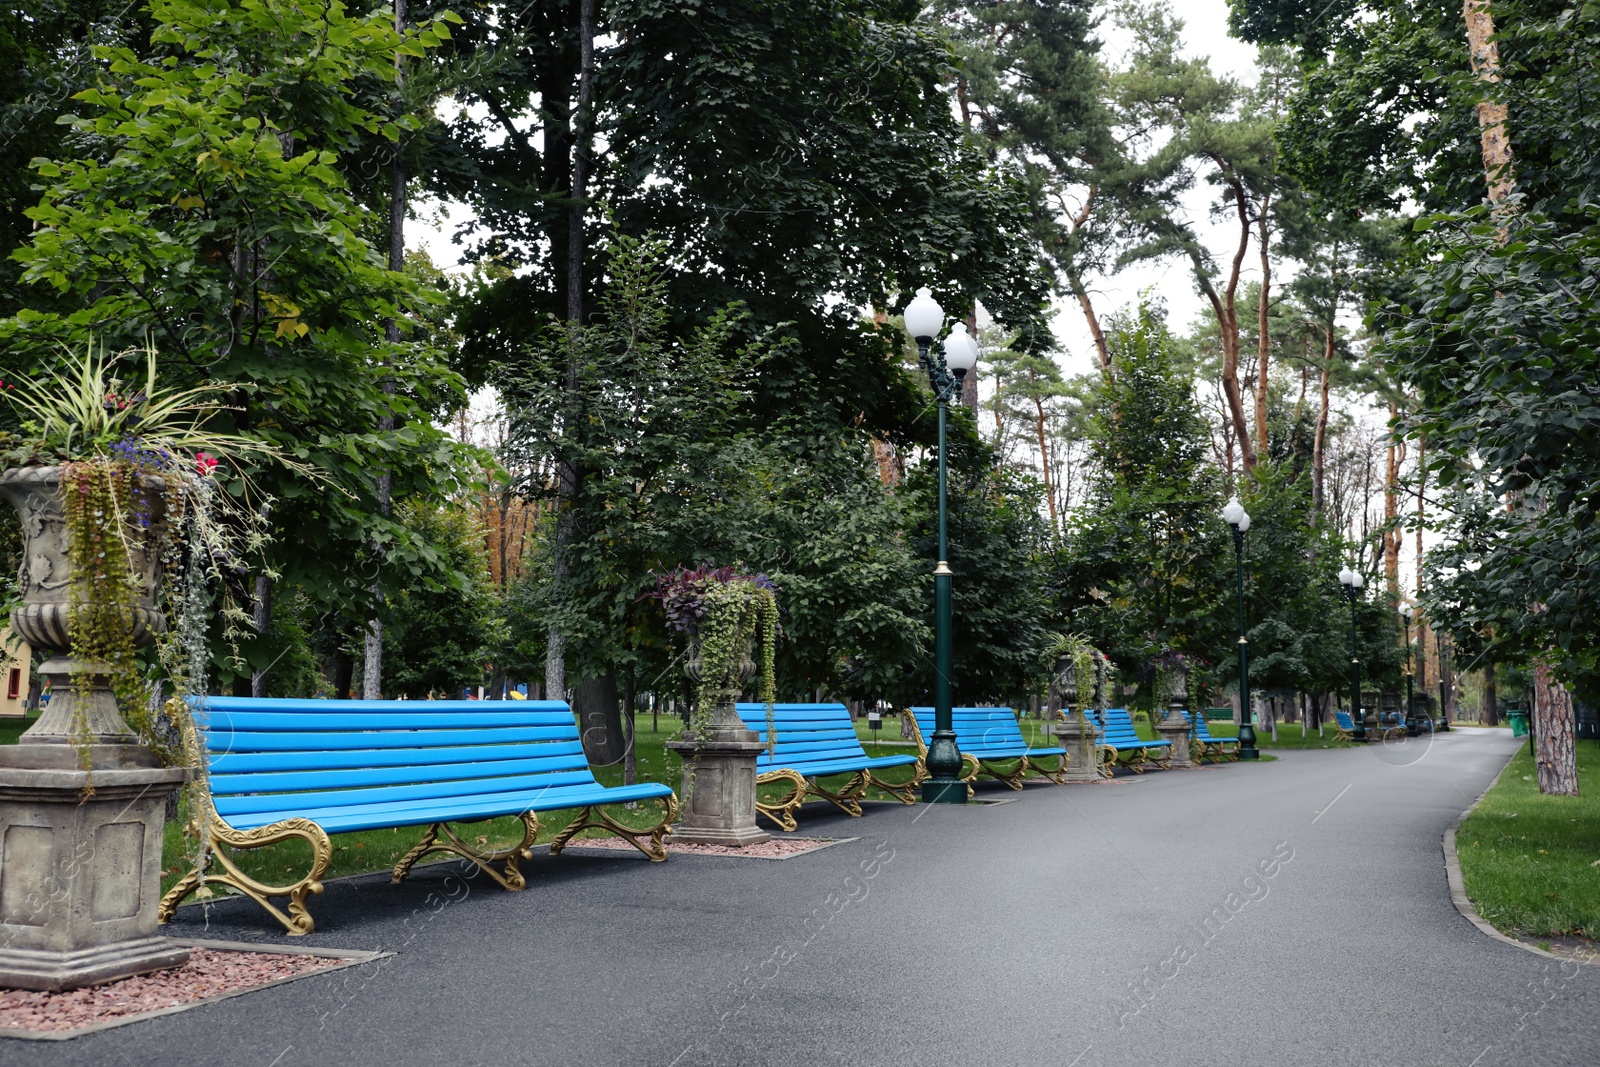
212 766 602 819
209 726 580 754
210 740 587 774
755 753 918 776
209 750 595 795
222 781 676 834
200 697 574 713
204 709 576 732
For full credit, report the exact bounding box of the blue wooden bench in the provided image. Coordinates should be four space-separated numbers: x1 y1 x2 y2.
907 707 1068 791
735 703 922 831
159 697 678 935
1099 708 1171 774
1184 711 1238 763
1332 709 1394 741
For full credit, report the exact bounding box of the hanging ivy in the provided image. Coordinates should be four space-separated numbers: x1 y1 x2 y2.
650 565 780 753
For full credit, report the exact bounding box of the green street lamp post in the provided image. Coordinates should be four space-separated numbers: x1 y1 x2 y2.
1438 637 1452 732
1222 497 1258 760
902 287 977 804
1338 565 1367 741
1400 601 1418 735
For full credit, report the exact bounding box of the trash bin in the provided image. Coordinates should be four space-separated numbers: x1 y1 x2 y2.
1509 711 1529 737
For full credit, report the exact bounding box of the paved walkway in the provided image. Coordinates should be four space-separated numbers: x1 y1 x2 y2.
20 727 1593 1066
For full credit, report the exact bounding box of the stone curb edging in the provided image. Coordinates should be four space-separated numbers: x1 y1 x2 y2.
0 939 391 1041
1442 753 1597 965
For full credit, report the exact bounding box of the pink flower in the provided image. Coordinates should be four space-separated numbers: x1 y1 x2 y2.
195 452 220 475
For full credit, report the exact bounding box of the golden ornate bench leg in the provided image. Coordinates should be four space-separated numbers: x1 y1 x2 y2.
1127 747 1148 774
1026 753 1068 785
159 813 333 937
864 767 920 805
393 812 540 890
551 793 679 861
810 770 867 817
754 769 808 831
959 752 981 798
1097 745 1117 778
987 758 1027 790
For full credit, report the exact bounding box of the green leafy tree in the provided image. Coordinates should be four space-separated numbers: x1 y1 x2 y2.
742 436 930 704
1 0 477 674
1385 8 1600 702
1056 304 1228 682
382 500 505 698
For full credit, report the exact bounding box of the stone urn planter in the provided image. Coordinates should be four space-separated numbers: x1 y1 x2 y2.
1047 655 1104 783
1155 663 1194 769
665 651 770 847
0 465 190 990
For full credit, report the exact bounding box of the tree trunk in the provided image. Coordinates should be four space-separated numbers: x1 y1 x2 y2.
1532 660 1578 796
1033 394 1058 539
331 651 353 700
1312 328 1332 515
1190 184 1256 474
1068 268 1111 381
1255 192 1272 459
1065 191 1111 381
364 0 408 701
546 0 597 704
1464 1 1515 206
573 673 626 765
622 670 637 786
250 574 271 698
1383 403 1405 594
1483 663 1499 725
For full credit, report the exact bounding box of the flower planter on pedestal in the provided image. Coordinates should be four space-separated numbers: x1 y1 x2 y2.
1046 657 1103 783
1051 712 1105 783
0 467 189 991
665 660 770 847
1156 671 1194 769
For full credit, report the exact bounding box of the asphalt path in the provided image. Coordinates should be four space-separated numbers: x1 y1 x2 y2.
17 725 1589 1067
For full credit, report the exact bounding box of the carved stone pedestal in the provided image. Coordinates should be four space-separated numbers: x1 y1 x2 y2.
0 738 188 991
666 708 771 847
1050 714 1104 783
1157 715 1194 768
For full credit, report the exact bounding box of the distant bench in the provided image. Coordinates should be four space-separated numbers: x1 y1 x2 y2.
160 697 678 935
735 703 921 831
1097 708 1171 774
1184 711 1238 763
907 706 1068 791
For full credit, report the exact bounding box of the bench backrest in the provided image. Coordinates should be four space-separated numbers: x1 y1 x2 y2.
1184 711 1222 742
908 707 1028 753
1100 708 1151 746
195 697 596 824
735 703 868 771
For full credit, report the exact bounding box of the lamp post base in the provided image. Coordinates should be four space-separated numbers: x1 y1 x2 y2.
1237 722 1260 761
920 779 967 804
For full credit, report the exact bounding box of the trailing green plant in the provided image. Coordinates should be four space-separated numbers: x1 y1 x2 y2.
1 344 307 777
1053 633 1109 740
650 566 780 753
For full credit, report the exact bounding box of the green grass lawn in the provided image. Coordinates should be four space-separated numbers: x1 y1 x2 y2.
1457 742 1600 938
0 710 37 745
1204 721 1359 750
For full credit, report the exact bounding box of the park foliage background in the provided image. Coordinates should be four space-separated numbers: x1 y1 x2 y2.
0 0 1595 778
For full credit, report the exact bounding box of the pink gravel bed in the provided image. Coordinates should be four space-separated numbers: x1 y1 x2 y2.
566 836 841 859
0 947 340 1034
